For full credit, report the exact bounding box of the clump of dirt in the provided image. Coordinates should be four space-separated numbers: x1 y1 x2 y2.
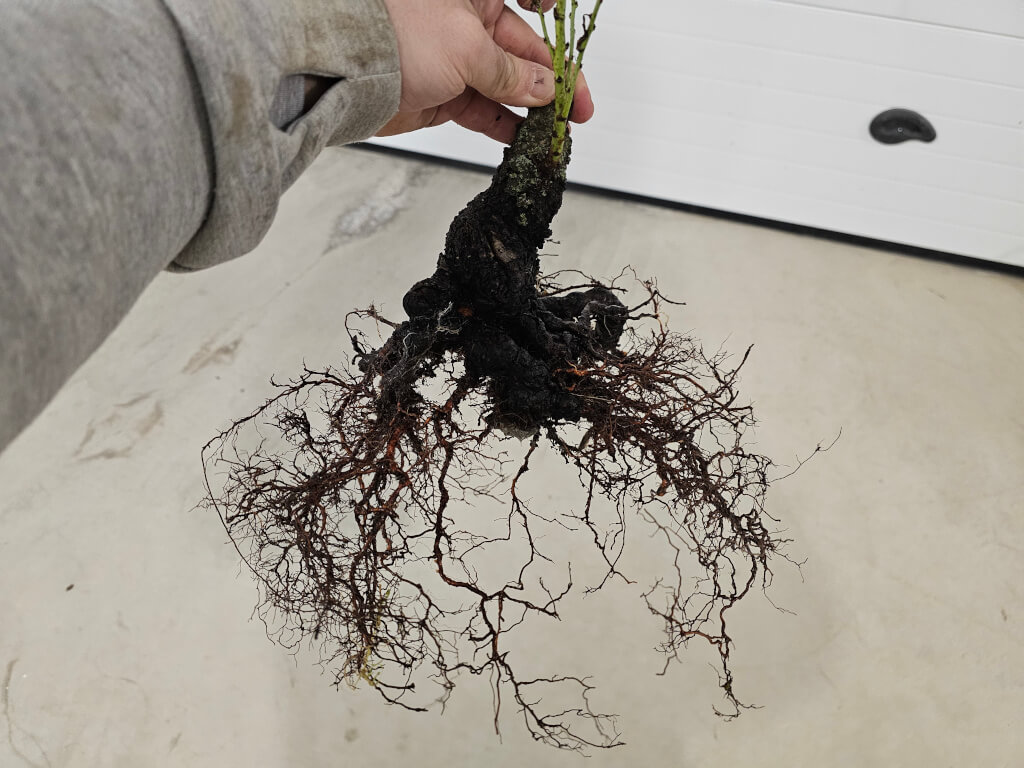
362 104 626 434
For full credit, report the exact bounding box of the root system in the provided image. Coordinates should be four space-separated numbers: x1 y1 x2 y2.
204 105 790 751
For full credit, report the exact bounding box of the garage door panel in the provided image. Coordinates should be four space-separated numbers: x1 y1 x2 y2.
581 125 1021 236
600 93 1023 203
767 0 1024 39
370 0 1024 265
611 1 1024 88
597 26 1023 130
575 149 1019 265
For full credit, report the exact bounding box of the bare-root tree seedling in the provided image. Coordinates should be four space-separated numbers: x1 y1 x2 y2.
204 1 791 751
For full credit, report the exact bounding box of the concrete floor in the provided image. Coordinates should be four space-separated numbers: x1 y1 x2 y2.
2 146 1023 767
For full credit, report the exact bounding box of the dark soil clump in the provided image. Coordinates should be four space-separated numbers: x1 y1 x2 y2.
364 104 626 433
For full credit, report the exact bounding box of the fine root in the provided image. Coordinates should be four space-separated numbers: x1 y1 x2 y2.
204 274 790 751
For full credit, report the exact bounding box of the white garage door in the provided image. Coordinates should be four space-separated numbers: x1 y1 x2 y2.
370 0 1024 267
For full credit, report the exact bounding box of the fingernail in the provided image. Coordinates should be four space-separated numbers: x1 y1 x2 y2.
531 68 555 101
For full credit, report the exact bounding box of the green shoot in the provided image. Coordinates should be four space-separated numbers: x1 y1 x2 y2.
535 0 604 164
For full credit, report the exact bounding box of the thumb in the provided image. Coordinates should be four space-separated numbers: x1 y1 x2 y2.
465 36 556 108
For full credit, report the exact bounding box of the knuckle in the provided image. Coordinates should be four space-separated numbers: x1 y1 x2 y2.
498 55 521 94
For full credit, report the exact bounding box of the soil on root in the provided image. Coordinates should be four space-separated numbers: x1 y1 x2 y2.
362 104 627 434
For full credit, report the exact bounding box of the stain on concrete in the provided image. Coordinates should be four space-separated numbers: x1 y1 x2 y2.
344 727 359 743
1 659 12 718
79 447 133 462
182 337 243 375
134 402 164 438
169 732 182 752
75 392 162 458
115 392 154 409
77 401 164 462
323 165 432 253
73 420 104 456
2 659 52 768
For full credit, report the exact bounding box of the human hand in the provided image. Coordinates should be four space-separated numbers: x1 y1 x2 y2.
377 0 595 143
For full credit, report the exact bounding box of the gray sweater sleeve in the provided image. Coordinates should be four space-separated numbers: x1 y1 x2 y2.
0 0 401 453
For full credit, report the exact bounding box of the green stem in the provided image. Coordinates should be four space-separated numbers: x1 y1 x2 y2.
568 0 578 65
545 0 603 166
574 0 604 76
550 0 569 164
535 2 554 56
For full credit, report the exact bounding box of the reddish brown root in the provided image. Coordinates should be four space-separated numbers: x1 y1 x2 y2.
204 274 790 751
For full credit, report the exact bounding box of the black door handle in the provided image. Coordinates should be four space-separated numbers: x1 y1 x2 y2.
869 108 937 144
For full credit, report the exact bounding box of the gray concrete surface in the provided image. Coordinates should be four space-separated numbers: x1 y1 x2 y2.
2 146 1022 767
